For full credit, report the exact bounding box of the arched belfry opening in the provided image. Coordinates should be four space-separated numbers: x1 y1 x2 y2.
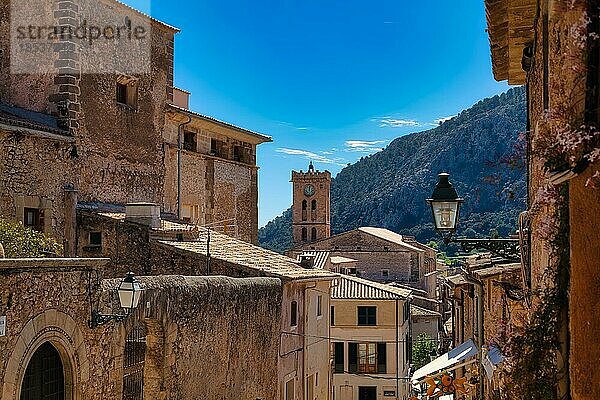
20 342 65 400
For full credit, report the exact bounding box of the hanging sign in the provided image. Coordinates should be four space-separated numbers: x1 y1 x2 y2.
0 316 6 337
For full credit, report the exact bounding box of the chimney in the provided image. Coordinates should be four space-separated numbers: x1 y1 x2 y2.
172 87 190 109
125 203 161 229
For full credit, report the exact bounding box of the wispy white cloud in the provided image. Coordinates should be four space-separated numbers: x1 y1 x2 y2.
434 115 456 125
344 140 388 153
276 148 347 166
376 117 420 128
276 121 310 131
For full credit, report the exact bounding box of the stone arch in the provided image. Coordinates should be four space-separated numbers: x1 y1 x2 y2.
1 310 89 400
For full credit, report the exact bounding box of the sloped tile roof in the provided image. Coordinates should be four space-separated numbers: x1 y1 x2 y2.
162 228 337 281
411 304 441 318
332 275 412 300
358 227 424 252
0 104 69 136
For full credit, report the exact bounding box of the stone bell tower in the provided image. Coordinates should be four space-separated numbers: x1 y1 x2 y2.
291 162 331 246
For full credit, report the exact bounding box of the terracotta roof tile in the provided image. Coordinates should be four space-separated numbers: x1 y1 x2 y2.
161 228 337 281
332 275 412 300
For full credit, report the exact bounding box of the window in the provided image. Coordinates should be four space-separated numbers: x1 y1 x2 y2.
291 301 298 327
302 228 308 242
183 131 197 151
317 295 322 317
116 76 138 108
306 375 314 400
330 305 335 326
405 333 410 365
403 301 410 323
285 379 295 400
358 306 376 326
210 138 225 158
302 200 308 221
116 82 127 104
358 343 377 373
311 199 317 210
23 208 44 232
382 269 389 279
89 232 102 246
348 343 386 375
333 342 344 373
311 227 317 241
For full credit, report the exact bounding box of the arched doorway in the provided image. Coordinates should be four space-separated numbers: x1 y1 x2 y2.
20 342 65 400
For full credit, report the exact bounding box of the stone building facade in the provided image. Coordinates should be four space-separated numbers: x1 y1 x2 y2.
163 91 271 244
0 0 269 253
72 205 336 400
484 1 600 398
330 275 413 400
289 227 437 293
291 162 331 246
0 258 283 399
442 254 527 399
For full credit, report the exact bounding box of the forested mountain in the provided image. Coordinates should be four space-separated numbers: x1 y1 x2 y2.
259 87 527 253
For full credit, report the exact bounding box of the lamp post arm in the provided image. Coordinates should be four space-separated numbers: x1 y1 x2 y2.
90 310 129 328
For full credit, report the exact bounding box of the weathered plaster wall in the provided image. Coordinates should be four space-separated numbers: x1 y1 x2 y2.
120 275 282 400
525 5 598 399
0 262 282 400
568 162 600 400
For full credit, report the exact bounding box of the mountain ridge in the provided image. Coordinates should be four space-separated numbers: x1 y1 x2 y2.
259 87 527 253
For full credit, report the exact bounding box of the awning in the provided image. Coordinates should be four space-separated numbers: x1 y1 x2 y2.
483 345 506 381
411 339 479 384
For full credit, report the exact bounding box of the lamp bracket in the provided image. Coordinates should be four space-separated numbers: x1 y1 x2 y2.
90 310 129 328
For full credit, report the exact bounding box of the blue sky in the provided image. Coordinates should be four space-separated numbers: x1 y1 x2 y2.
125 0 510 226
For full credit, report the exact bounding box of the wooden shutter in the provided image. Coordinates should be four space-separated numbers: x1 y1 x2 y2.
348 343 358 373
377 343 387 374
334 342 344 373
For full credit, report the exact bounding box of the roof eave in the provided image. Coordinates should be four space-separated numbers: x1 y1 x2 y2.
167 104 272 144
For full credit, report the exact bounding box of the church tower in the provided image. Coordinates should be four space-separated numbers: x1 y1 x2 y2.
291 162 331 246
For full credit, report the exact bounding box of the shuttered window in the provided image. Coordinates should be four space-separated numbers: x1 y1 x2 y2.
377 343 387 374
348 343 358 373
334 342 344 373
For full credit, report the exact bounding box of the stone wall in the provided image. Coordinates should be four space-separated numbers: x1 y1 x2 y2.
0 128 76 240
0 1 176 243
0 260 282 400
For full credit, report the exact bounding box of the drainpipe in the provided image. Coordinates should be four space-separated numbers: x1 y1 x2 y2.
177 115 192 220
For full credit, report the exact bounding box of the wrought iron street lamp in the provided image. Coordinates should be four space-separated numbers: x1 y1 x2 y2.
91 272 144 328
427 173 521 261
427 173 464 238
